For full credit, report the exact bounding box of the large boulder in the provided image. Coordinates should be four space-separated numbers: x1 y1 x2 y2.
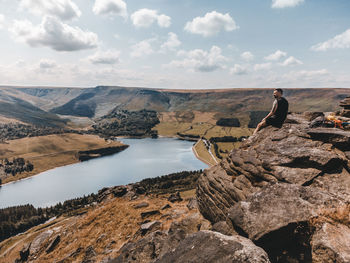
226 182 347 263
155 231 270 263
228 183 343 241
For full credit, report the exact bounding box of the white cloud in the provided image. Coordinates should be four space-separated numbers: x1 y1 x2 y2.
157 14 171 28
131 9 171 28
88 49 120 64
39 59 57 69
230 64 248 75
161 32 181 52
93 0 127 18
0 14 4 29
240 51 254 61
20 0 81 21
254 63 272 71
311 29 350 51
130 38 155 58
281 56 303 66
184 11 238 37
271 0 304 9
167 46 228 72
284 69 329 80
264 50 287 61
10 16 99 52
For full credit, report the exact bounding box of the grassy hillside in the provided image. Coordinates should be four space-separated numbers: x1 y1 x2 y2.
0 134 125 184
0 87 69 127
44 87 348 119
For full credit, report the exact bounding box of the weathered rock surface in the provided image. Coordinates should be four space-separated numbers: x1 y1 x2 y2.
228 183 343 241
109 231 169 263
140 221 162 236
211 221 236 236
197 114 350 223
30 230 53 255
311 223 350 263
155 231 270 263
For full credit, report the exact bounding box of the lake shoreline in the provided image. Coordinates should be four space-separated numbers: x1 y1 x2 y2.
0 135 208 187
0 145 130 187
192 140 213 167
0 138 206 209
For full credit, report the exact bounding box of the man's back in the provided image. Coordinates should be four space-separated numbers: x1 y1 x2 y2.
274 97 289 122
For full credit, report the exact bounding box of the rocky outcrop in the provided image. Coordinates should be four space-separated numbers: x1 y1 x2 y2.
196 112 350 262
110 215 258 263
228 184 344 241
227 183 345 262
197 114 350 223
155 231 270 263
109 213 211 263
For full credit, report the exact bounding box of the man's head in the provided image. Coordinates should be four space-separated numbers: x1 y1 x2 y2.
273 88 283 98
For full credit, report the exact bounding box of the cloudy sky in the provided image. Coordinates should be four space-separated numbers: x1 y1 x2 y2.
0 0 349 89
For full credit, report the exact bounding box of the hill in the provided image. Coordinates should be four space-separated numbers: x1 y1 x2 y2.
0 86 346 129
47 86 348 119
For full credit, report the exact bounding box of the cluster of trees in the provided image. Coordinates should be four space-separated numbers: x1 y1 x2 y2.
0 123 79 142
216 118 241 127
136 170 203 194
0 158 34 178
0 204 47 242
91 109 160 138
0 193 99 242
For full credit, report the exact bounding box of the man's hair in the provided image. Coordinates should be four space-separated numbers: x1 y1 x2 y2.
274 88 283 94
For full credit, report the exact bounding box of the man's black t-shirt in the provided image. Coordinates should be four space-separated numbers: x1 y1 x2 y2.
266 97 289 128
274 97 289 122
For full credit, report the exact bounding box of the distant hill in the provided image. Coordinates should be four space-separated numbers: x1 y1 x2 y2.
47 86 348 119
0 86 348 127
0 87 67 127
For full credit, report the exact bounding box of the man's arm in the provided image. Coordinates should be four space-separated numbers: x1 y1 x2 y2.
263 100 278 121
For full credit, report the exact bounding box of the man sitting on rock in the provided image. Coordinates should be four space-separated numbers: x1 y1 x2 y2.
254 88 289 134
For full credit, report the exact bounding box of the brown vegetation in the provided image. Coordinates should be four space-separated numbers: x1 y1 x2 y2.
0 190 203 263
0 134 125 184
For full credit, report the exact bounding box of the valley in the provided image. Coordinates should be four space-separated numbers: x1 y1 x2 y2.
0 86 347 184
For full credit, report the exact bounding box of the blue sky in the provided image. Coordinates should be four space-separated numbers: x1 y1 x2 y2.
0 0 349 89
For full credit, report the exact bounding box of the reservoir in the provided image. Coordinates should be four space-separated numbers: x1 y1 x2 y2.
0 138 207 208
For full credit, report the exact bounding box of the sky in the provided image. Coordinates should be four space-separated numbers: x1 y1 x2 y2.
0 0 349 89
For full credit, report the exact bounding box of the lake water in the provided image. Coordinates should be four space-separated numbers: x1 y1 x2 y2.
0 138 207 208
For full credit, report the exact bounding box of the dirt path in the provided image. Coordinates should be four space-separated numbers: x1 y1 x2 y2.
192 140 216 167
